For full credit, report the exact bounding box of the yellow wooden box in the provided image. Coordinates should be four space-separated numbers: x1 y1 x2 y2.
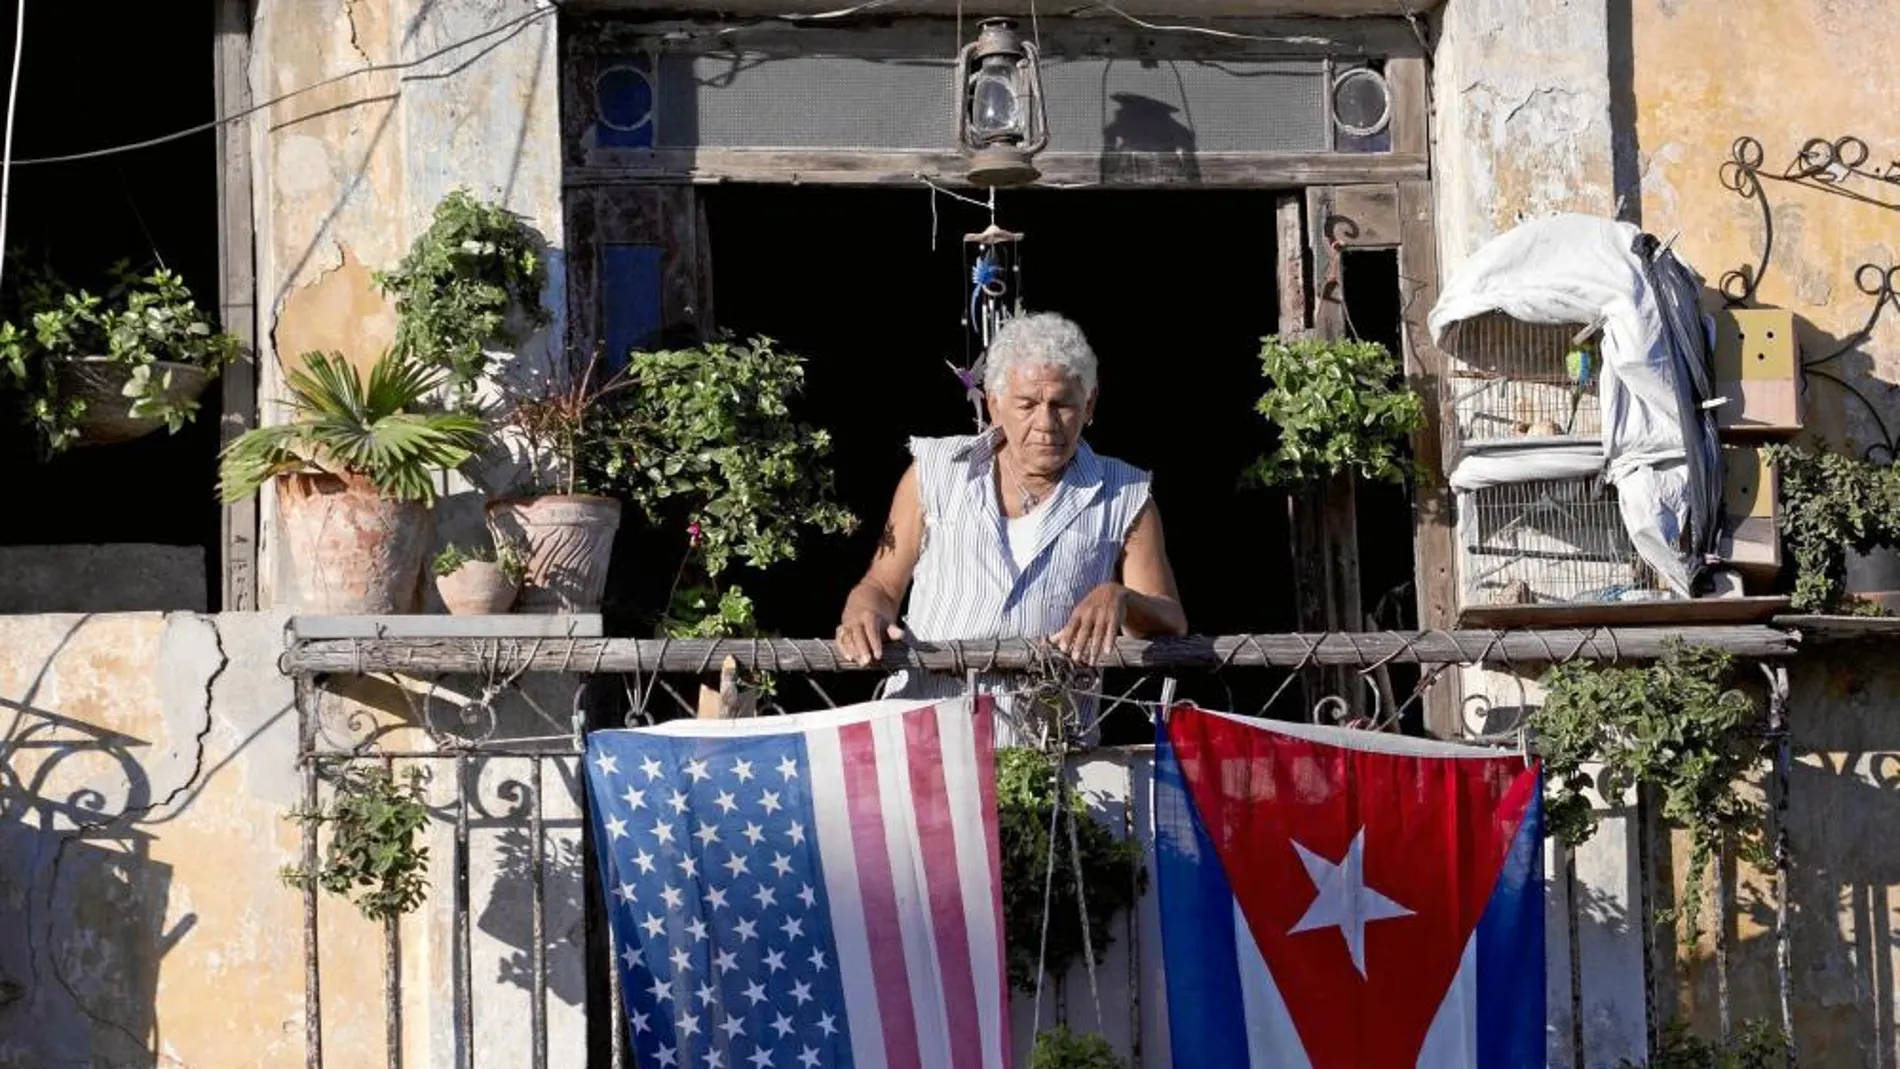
1711 308 1802 435
1718 443 1781 582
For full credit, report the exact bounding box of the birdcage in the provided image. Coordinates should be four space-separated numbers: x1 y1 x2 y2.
1456 476 1674 611
1441 312 1603 454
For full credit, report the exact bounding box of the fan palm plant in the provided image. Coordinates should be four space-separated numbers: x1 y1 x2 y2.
218 350 487 503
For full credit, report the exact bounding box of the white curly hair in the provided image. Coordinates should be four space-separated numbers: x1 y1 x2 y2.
982 312 1099 397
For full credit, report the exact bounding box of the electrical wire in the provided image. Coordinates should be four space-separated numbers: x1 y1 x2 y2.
0 0 25 298
5 2 556 168
1072 3 1342 47
8 0 1371 171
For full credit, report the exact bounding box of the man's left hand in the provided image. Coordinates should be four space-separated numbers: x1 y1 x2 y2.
1052 582 1128 666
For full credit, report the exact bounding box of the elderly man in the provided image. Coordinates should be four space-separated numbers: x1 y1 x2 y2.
836 312 1186 732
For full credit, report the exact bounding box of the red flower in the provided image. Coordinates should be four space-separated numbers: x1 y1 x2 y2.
687 521 703 547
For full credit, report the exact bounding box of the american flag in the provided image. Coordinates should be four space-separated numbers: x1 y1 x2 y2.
583 696 1010 1069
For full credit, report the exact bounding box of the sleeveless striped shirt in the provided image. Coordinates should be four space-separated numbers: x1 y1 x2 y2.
884 429 1153 745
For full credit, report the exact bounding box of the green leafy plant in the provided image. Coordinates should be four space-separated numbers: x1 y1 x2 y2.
1249 334 1425 486
1627 1020 1787 1069
217 350 488 504
281 763 431 922
997 747 1144 993
1030 1027 1127 1069
432 540 527 586
500 347 632 498
1763 443 1900 613
377 189 549 400
661 585 759 639
583 334 857 641
591 335 857 574
0 261 241 455
1533 642 1766 946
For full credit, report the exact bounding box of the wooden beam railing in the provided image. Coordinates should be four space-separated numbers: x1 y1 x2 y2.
280 626 1800 676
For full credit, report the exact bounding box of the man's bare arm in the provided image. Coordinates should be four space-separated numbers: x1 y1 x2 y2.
1119 500 1187 637
838 463 924 664
1052 499 1187 664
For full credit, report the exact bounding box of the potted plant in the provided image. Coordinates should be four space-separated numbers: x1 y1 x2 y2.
1249 333 1427 488
490 348 631 613
377 188 549 404
218 350 487 613
0 261 242 454
602 336 856 702
432 539 527 615
1763 443 1900 614
1030 1027 1128 1069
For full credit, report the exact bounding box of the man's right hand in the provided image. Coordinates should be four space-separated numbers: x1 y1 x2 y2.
837 607 904 667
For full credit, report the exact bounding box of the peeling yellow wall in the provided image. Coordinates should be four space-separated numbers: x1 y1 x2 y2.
1630 7 1900 1060
248 0 566 608
1633 0 1900 453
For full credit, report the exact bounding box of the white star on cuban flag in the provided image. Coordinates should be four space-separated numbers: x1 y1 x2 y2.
1155 703 1545 1069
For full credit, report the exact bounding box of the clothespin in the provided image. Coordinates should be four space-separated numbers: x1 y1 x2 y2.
1157 677 1179 725
1519 726 1534 770
1570 314 1608 347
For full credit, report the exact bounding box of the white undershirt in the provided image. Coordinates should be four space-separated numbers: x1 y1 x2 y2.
1005 509 1043 571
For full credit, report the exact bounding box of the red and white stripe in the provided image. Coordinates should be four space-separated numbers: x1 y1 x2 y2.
803 696 1010 1069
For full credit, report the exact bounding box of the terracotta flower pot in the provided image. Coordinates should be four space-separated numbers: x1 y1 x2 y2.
435 561 520 615
59 356 213 446
486 495 622 613
277 472 431 614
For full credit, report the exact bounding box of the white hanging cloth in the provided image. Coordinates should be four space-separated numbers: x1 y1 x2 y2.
1429 213 1720 597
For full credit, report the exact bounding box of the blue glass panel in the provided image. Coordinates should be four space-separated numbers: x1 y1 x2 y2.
596 53 656 149
602 244 664 371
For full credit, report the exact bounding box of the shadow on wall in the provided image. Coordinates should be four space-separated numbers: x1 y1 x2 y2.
0 620 190 1067
1099 91 1200 184
1669 654 1900 1068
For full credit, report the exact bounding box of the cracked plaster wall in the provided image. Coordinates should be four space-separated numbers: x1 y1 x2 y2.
1631 0 1900 456
1431 0 1619 274
250 0 567 609
1626 4 1900 1061
0 612 588 1067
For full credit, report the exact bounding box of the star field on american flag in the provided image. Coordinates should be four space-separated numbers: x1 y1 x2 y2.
590 738 848 1069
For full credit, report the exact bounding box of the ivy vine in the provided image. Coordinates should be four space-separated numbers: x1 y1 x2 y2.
1763 443 1900 613
1249 334 1426 486
281 763 432 922
996 747 1144 993
377 189 550 401
1532 642 1767 946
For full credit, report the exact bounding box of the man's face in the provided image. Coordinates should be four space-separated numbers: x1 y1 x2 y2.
986 363 1095 478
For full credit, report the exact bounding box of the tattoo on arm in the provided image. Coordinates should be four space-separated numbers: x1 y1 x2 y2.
874 520 898 558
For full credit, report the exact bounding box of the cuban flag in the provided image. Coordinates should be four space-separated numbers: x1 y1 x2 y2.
583 697 1010 1069
1155 704 1544 1069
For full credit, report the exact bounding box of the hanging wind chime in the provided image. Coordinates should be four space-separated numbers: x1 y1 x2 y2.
947 213 1024 431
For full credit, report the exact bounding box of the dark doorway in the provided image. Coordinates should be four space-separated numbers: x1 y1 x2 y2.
0 4 222 599
638 185 1416 732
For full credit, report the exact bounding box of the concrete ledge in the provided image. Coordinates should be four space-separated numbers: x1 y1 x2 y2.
288 614 605 640
0 544 206 613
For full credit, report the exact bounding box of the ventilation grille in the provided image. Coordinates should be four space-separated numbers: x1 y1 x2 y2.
655 52 1327 153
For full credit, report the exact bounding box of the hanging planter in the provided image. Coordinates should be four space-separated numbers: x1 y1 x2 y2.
0 263 241 455
218 351 487 615
58 357 214 445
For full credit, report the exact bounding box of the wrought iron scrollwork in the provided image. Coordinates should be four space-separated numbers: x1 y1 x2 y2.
1719 134 1900 461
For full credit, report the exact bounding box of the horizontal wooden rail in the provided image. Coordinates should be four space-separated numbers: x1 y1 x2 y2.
280 627 1800 676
